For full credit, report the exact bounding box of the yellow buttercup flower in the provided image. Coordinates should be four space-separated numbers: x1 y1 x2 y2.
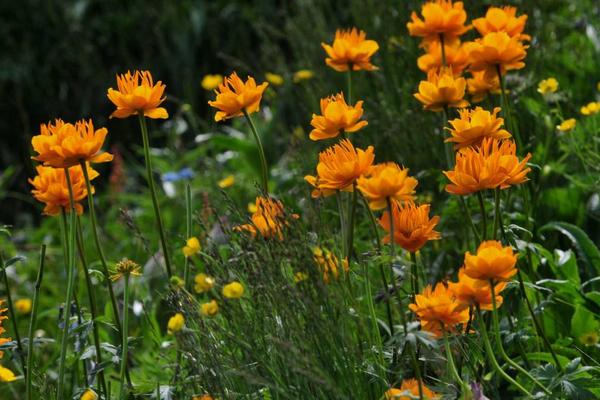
167 313 185 334
417 38 470 75
201 74 223 91
445 107 511 149
194 273 215 293
222 281 244 299
472 6 530 41
580 332 599 346
107 70 168 119
80 388 98 400
467 70 500 103
379 201 440 253
356 163 418 210
463 240 518 282
294 272 309 283
557 119 576 132
407 0 471 43
0 365 16 382
414 67 469 112
208 71 268 122
31 119 113 169
293 69 314 82
310 92 368 141
29 164 99 216
322 28 379 72
217 175 235 188
385 379 440 399
409 282 469 337
581 102 600 116
265 72 284 86
200 300 219 317
110 258 142 281
538 78 558 95
183 237 201 257
15 299 32 314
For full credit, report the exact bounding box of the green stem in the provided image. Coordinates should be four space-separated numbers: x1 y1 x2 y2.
442 105 453 169
489 281 551 394
336 191 347 257
183 183 193 289
442 327 470 396
409 344 424 400
137 113 173 277
0 256 25 372
26 245 46 400
359 193 382 251
410 252 420 301
496 65 522 149
458 196 481 244
492 188 501 240
386 198 405 309
476 192 487 240
362 262 386 376
119 275 130 399
242 110 269 193
57 168 78 400
475 306 532 397
346 184 358 260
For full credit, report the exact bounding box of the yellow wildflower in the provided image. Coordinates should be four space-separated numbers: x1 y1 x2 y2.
200 300 219 317
183 237 201 257
167 313 185 334
15 299 32 314
557 119 576 132
293 70 314 82
201 74 223 91
217 175 235 189
0 365 16 382
222 282 244 299
265 72 284 86
194 273 215 293
537 78 558 95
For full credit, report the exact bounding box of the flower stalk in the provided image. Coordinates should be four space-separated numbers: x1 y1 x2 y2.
119 274 131 400
243 110 269 193
26 244 45 400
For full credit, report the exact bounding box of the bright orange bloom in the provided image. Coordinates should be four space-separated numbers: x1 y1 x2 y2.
356 163 418 210
444 138 531 195
107 70 168 119
235 196 296 240
313 247 349 284
463 240 518 281
385 379 439 399
0 300 10 358
448 268 506 311
409 282 469 336
445 107 511 149
310 93 368 141
322 28 379 72
379 201 440 253
29 164 98 216
472 6 530 41
31 119 113 169
407 0 471 42
304 139 374 197
467 70 500 103
208 72 269 122
468 32 528 77
417 38 470 75
414 67 469 112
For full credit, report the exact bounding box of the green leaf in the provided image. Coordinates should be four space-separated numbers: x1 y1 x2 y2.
541 222 600 275
571 305 599 341
553 249 581 286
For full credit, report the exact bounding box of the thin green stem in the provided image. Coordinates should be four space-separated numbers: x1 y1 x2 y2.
476 192 487 240
359 193 382 251
386 198 405 309
184 183 193 289
410 252 420 301
362 262 386 378
119 275 130 399
441 327 470 396
346 184 358 260
0 256 25 372
57 168 78 400
242 110 269 193
492 188 501 240
458 196 481 244
475 306 532 397
336 190 347 257
409 344 424 400
496 65 522 149
26 244 45 400
489 281 551 394
138 113 173 277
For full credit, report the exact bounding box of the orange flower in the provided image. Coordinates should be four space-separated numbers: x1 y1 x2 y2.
0 300 10 358
313 247 348 284
417 38 470 75
445 107 511 149
304 139 374 197
29 164 99 216
444 138 531 195
208 72 269 122
407 0 471 43
235 196 296 240
463 240 518 281
310 93 368 140
321 28 379 72
472 6 530 41
467 70 500 103
414 67 469 112
107 70 168 119
468 32 528 77
385 379 439 399
409 282 469 336
31 119 113 168
379 201 440 253
448 268 507 311
356 163 418 210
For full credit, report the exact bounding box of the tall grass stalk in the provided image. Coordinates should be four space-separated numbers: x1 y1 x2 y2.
26 244 46 400
119 274 131 399
0 253 26 373
242 110 269 193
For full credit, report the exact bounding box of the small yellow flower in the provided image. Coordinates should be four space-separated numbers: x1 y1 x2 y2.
557 118 576 132
293 69 314 82
247 202 258 213
597 82 600 91
294 272 309 283
200 300 219 317
201 74 223 91
217 175 235 189
265 72 284 86
579 331 599 346
581 102 600 116
167 313 185 334
0 365 16 382
194 273 215 293
15 299 32 314
537 78 558 95
110 258 142 281
81 388 98 400
183 237 201 257
222 281 244 299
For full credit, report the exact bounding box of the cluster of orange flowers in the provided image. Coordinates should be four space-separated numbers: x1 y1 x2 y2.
0 301 16 382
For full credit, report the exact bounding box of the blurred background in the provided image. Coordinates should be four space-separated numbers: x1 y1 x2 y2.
1 0 599 236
